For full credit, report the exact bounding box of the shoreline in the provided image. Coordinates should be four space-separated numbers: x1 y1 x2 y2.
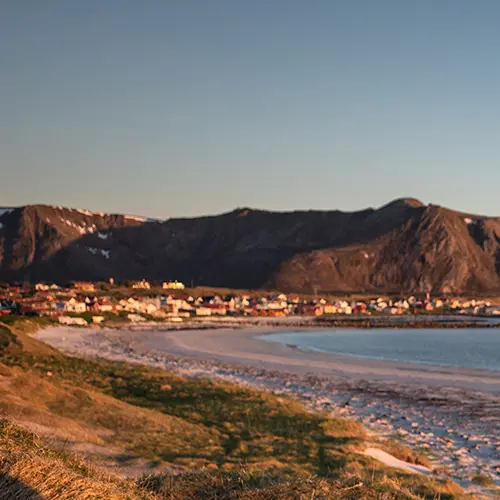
105 313 500 331
120 324 500 392
33 324 500 484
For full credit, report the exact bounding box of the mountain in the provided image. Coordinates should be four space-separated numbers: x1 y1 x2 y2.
1 199 500 293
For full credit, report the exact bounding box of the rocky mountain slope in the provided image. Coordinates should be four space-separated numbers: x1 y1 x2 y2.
1 199 500 293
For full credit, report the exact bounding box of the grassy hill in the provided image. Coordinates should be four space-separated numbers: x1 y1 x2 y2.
0 319 466 499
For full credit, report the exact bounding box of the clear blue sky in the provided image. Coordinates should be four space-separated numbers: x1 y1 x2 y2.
2 0 500 218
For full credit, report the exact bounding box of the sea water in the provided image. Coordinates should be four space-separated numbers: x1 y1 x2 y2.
259 328 500 371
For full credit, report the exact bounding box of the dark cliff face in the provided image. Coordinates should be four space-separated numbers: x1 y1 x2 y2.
1 200 500 293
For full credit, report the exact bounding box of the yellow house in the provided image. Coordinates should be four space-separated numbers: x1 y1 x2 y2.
162 281 185 290
323 304 338 315
132 280 151 289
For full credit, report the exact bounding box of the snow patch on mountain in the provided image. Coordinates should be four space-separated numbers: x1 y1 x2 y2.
464 217 480 226
0 209 14 218
60 217 96 235
87 247 110 259
76 208 105 217
124 215 147 222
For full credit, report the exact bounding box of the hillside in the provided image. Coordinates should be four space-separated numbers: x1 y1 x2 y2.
0 319 464 499
1 199 500 293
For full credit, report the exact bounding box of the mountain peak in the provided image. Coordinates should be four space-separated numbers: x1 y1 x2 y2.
380 198 425 210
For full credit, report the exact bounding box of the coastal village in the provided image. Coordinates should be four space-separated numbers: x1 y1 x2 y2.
0 279 498 326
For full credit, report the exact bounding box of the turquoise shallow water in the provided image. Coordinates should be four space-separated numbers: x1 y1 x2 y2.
259 328 500 372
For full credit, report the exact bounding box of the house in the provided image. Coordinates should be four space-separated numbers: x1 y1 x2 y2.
203 295 223 305
161 297 191 311
127 313 146 322
390 307 404 315
162 281 185 290
118 298 140 312
59 316 87 326
72 282 96 292
223 297 236 311
339 304 353 315
394 299 410 310
323 304 338 315
132 280 151 289
266 308 288 317
34 283 59 291
161 303 178 314
142 302 158 315
433 299 444 308
205 304 226 315
85 296 96 308
0 300 17 315
5 286 22 298
22 299 50 314
266 299 288 310
353 302 368 314
151 310 167 319
168 316 183 323
195 307 212 316
64 297 87 314
95 298 114 313
297 305 318 316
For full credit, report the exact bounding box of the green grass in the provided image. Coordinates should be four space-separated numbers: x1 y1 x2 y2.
0 320 468 499
2 343 366 473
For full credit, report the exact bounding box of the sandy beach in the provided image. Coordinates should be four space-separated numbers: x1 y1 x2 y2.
34 323 500 484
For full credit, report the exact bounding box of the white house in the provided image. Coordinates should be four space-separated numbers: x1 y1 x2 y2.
59 316 87 326
127 313 146 322
64 298 87 314
195 307 212 316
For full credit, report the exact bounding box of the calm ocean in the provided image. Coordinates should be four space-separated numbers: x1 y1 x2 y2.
259 328 500 372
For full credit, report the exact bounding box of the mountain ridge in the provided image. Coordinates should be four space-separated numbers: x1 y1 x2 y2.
1 199 500 293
